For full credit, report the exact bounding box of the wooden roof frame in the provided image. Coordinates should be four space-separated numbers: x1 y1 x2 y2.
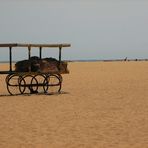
0 43 71 73
0 43 71 48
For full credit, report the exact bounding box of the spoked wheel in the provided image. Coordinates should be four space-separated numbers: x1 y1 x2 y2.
5 74 11 84
6 74 25 95
20 75 38 94
33 74 48 93
44 74 62 94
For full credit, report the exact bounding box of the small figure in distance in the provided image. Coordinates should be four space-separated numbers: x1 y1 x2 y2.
124 57 127 61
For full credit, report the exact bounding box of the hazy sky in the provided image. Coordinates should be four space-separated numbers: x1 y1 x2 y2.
0 0 148 61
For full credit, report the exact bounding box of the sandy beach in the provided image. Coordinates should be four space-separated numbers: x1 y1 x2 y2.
0 61 148 148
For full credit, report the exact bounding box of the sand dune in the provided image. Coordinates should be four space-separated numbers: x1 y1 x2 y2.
0 61 148 148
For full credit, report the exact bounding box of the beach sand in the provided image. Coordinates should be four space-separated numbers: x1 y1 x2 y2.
0 61 148 148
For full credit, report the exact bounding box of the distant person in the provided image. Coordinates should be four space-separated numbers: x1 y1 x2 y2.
124 57 127 61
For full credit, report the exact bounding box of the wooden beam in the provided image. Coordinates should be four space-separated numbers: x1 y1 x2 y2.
0 43 17 47
17 43 71 48
0 43 71 48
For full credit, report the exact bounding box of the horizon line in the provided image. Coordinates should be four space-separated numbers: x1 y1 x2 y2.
0 58 148 63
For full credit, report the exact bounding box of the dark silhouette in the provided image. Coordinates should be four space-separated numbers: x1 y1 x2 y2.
15 56 69 74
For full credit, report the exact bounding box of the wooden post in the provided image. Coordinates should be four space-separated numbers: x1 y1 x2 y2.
28 46 31 71
59 46 62 63
39 47 42 59
9 47 12 72
58 46 62 70
28 46 31 59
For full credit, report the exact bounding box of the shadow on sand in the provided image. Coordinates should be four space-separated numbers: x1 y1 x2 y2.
0 91 70 98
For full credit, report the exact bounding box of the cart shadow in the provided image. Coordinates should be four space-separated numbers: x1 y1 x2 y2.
0 91 70 97
37 91 70 96
0 94 22 97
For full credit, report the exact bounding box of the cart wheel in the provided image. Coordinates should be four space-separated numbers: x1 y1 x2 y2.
21 75 38 94
33 74 48 93
5 74 11 84
56 74 63 84
44 74 62 94
6 74 23 95
43 75 49 93
19 77 26 94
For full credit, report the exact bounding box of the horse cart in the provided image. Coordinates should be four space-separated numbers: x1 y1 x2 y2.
0 43 71 95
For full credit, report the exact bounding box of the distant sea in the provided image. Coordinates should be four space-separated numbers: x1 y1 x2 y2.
67 58 148 62
0 58 148 63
